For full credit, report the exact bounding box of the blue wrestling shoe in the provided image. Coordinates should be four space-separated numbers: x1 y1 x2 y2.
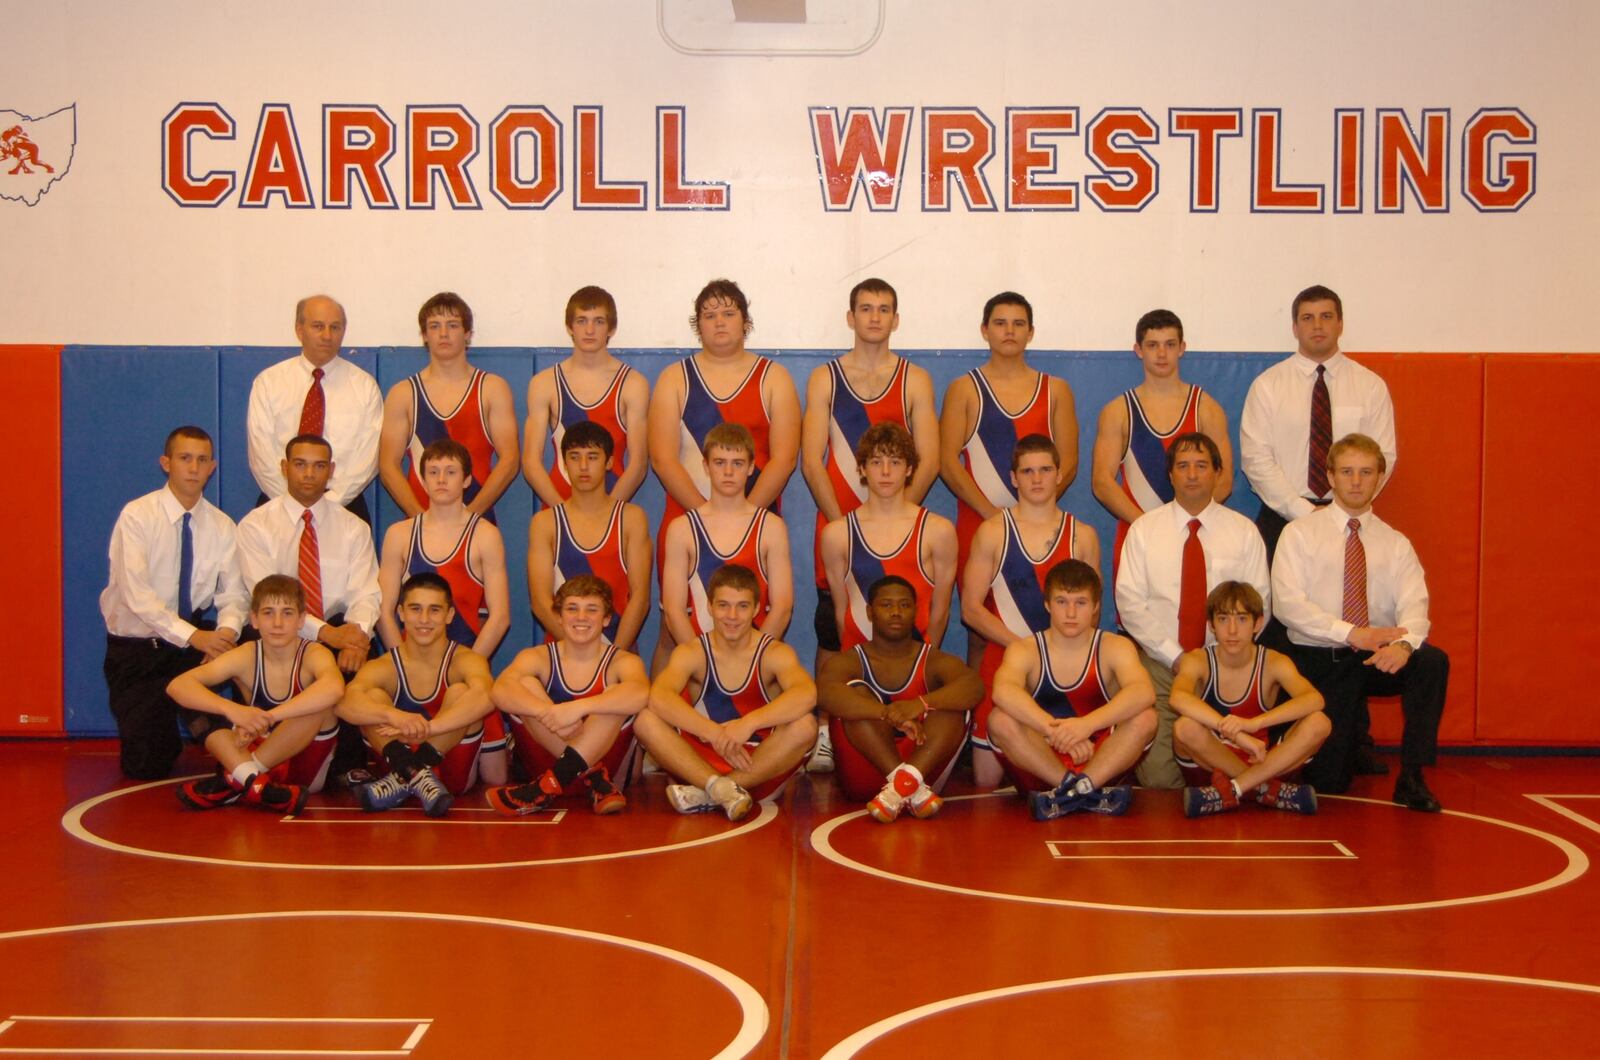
1081 785 1134 816
1029 771 1090 821
407 766 453 818
357 771 411 813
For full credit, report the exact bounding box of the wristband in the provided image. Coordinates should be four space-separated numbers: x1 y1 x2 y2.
917 695 930 722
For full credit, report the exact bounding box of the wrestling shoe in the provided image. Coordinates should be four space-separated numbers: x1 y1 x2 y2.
1258 777 1319 815
667 783 716 814
1184 772 1241 818
584 766 627 816
1029 770 1091 821
408 766 453 818
176 773 243 810
806 725 835 774
486 769 563 818
868 766 923 823
1081 785 1134 817
357 771 411 813
242 774 309 817
706 775 755 822
905 785 944 819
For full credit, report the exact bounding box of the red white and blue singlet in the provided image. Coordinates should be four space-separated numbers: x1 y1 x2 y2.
404 514 488 646
1030 630 1111 721
840 509 935 650
247 639 336 787
550 502 631 643
386 641 483 793
691 634 774 736
1113 384 1204 571
548 363 633 500
510 642 636 790
406 370 497 516
683 509 772 635
956 368 1054 566
1176 645 1275 780
829 642 960 802
814 356 913 585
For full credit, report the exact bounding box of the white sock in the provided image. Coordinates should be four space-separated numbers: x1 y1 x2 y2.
1229 779 1242 799
705 774 725 794
230 761 260 788
1072 775 1096 796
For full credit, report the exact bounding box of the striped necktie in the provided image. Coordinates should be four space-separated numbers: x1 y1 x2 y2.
298 509 324 619
1342 518 1369 629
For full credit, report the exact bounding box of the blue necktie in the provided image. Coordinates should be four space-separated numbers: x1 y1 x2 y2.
178 512 193 618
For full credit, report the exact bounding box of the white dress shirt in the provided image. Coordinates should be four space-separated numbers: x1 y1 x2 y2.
237 495 381 639
247 353 383 506
1240 351 1397 521
1116 499 1272 669
1272 503 1430 650
100 486 250 646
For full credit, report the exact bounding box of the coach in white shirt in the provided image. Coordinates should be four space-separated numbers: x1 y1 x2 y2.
237 434 381 677
1240 285 1395 560
247 295 382 522
1117 431 1270 789
1272 433 1447 811
101 426 249 779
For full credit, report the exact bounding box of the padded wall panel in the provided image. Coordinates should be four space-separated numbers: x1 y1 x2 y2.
1348 354 1482 746
61 347 221 735
2 346 64 735
1477 355 1600 743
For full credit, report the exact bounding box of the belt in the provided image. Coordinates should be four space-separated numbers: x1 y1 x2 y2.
106 633 179 651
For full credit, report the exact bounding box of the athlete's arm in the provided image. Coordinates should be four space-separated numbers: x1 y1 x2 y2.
747 362 801 511
646 643 720 743
959 516 1017 646
490 647 556 721
755 514 793 640
819 518 851 636
923 649 984 713
991 637 1052 734
1235 651 1325 735
270 642 346 723
614 504 654 652
470 522 511 659
1090 397 1144 524
433 647 495 736
922 512 958 648
1167 649 1225 728
377 382 423 518
166 644 268 736
659 515 700 647
1075 632 1157 734
335 657 416 734
814 650 879 721
468 373 522 515
1196 392 1234 503
611 368 652 503
904 363 942 506
938 377 996 516
375 521 410 651
566 650 650 722
733 641 816 737
1049 376 1080 494
647 368 707 510
799 365 843 519
521 371 565 508
526 510 561 638
1072 520 1102 570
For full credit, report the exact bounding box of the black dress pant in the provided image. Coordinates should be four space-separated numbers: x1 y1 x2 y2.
1290 642 1449 794
104 634 203 780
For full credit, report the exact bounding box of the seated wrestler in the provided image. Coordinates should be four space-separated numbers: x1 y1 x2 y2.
634 563 817 822
167 574 344 815
336 573 495 817
1173 582 1329 817
990 559 1157 820
484 575 649 817
815 575 982 822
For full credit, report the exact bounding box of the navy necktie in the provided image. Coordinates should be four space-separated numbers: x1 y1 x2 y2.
178 512 194 618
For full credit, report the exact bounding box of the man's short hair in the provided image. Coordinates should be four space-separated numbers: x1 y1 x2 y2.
982 290 1034 328
295 295 345 327
418 291 473 335
854 422 918 480
399 571 454 609
1327 432 1387 473
1135 308 1184 344
866 574 916 605
560 420 616 459
553 573 615 617
565 285 618 330
849 277 898 314
1166 431 1223 475
1010 432 1060 473
250 574 304 613
1206 580 1265 621
707 562 759 602
1291 284 1343 320
419 437 472 479
690 278 753 336
285 433 332 460
702 421 756 461
164 425 213 457
1043 558 1102 607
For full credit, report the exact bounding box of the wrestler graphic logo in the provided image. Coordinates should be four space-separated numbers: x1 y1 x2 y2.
0 105 76 206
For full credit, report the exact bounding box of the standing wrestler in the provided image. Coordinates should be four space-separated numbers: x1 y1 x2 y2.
167 575 344 815
523 286 650 506
527 422 652 651
647 279 800 666
485 575 650 816
336 573 495 817
635 565 818 821
377 292 520 519
961 434 1100 787
816 576 982 822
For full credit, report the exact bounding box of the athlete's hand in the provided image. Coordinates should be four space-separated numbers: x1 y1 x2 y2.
335 645 368 675
885 699 927 745
1044 720 1076 755
385 709 430 743
189 628 236 662
1348 626 1407 652
227 704 273 742
1234 731 1268 765
712 723 753 771
1365 643 1413 674
1216 714 1251 740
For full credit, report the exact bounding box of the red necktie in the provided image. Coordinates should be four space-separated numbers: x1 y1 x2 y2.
1308 364 1331 497
1178 517 1207 651
298 510 324 619
1342 517 1369 629
298 366 326 436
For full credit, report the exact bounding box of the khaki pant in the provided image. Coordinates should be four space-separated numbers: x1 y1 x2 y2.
1132 646 1183 789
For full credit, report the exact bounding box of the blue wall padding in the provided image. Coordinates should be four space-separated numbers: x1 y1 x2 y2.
62 344 1276 735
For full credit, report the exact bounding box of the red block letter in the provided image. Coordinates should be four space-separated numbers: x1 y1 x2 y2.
1463 108 1536 212
574 106 646 210
1007 108 1079 210
240 104 313 208
407 106 481 209
808 106 913 211
1168 109 1241 213
658 106 728 210
1251 109 1323 212
1376 108 1449 212
1334 108 1364 213
490 106 562 209
923 108 995 211
324 105 396 209
161 102 235 207
1084 107 1159 211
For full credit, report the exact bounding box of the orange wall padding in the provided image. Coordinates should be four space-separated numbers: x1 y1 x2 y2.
2 346 64 736
1478 355 1600 744
1349 354 1482 746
